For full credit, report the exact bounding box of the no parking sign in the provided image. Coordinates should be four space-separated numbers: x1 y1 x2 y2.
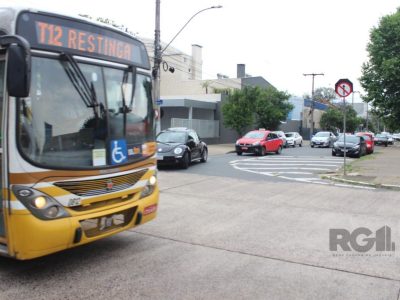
335 79 353 98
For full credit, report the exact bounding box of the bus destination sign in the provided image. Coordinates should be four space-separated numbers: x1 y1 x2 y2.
16 12 150 69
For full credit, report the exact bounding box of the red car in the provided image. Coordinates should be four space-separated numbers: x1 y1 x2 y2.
356 132 374 154
235 129 283 156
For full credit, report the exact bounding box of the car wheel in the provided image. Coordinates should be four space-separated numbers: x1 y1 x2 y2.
275 146 282 155
236 151 242 156
311 144 314 148
299 141 302 147
385 143 388 147
260 146 266 156
332 151 336 157
293 141 296 148
180 152 190 169
200 148 208 163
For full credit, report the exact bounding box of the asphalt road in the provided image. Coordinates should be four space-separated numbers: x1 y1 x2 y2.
1 147 399 300
161 145 361 188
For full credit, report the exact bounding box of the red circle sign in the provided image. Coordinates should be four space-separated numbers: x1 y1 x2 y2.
335 79 353 98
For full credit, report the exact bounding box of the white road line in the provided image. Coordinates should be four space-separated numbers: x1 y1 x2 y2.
235 167 332 171
268 172 313 175
232 163 340 167
250 160 344 163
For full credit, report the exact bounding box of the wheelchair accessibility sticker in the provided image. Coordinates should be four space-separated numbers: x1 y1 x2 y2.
110 139 128 165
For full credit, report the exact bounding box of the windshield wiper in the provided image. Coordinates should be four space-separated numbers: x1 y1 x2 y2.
120 66 136 136
60 53 99 118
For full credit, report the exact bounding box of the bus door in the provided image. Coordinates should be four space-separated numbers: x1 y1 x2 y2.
0 59 5 241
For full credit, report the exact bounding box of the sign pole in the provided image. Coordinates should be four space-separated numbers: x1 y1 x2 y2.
334 79 353 177
342 90 347 176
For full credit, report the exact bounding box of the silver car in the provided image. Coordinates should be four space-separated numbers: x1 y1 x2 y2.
311 131 337 148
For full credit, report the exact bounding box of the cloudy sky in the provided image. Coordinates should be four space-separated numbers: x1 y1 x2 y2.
9 0 400 99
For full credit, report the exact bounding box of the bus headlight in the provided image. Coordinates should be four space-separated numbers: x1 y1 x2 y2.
12 185 70 220
140 175 157 199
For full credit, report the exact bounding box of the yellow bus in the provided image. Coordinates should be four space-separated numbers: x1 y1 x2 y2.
0 7 159 259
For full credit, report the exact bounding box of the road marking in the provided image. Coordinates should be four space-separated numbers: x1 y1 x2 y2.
230 155 371 189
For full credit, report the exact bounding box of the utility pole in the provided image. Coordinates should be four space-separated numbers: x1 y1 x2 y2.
303 73 324 139
153 2 221 134
153 0 162 134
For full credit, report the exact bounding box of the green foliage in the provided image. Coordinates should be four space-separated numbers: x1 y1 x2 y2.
221 86 292 135
360 8 400 130
221 88 255 136
320 108 342 132
254 87 292 130
320 105 363 133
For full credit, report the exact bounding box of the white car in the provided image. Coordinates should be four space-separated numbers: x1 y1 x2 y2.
284 132 303 147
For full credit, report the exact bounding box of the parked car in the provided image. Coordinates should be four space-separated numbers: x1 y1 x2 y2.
310 131 337 148
356 132 374 154
273 131 288 148
374 134 389 147
156 127 208 169
393 133 400 141
332 135 367 158
284 132 303 147
235 129 283 156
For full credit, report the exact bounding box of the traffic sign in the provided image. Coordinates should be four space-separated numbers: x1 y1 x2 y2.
335 79 353 98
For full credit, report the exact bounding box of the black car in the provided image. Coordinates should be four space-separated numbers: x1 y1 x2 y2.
332 135 367 158
156 127 208 169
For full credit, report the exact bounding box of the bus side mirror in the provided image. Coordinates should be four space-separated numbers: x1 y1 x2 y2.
0 35 31 98
7 44 31 97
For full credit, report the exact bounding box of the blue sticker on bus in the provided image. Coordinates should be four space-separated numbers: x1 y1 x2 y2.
110 139 128 165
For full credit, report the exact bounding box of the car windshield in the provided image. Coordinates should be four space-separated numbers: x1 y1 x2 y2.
285 133 294 137
18 56 154 169
244 132 265 139
157 131 187 143
360 135 371 141
338 136 360 143
315 132 330 137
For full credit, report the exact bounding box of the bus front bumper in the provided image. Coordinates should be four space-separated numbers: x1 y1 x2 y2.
9 188 159 260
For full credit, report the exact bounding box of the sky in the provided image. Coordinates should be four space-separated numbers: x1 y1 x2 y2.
8 0 400 101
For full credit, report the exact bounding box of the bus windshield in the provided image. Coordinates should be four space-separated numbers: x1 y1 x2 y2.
18 56 154 169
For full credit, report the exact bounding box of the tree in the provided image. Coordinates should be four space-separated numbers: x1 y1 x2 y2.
320 105 363 133
320 108 342 132
221 86 292 135
360 8 400 129
221 88 255 136
253 87 292 130
313 87 337 103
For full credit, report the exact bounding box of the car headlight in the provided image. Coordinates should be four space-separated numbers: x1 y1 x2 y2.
12 185 70 220
252 141 260 146
235 140 240 145
333 142 338 148
140 175 157 199
353 145 360 149
174 147 183 155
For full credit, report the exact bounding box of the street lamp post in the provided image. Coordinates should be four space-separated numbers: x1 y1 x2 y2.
153 3 222 133
303 73 324 140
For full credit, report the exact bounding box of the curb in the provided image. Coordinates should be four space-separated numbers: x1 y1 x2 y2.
322 175 400 191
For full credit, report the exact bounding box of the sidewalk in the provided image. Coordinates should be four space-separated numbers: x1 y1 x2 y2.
326 143 400 190
207 144 235 155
